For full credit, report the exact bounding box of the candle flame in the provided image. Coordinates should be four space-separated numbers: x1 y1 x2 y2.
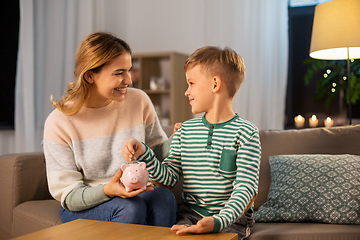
326 117 331 123
311 115 317 121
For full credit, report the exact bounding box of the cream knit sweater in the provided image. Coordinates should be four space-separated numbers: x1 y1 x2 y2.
43 88 168 211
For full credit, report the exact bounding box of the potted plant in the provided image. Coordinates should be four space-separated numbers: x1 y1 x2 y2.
303 58 360 110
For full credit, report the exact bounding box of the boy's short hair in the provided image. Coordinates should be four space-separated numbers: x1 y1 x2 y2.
184 46 245 98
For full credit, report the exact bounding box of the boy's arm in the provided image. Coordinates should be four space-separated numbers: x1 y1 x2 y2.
212 130 261 232
138 143 182 187
151 135 173 188
124 130 183 187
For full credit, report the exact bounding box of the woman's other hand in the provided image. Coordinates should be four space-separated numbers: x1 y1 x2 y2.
103 169 154 198
173 122 182 135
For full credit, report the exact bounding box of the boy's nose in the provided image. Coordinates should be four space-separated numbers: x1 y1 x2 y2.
184 90 189 97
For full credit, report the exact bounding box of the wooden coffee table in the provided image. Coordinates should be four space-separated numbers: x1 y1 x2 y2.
12 219 238 240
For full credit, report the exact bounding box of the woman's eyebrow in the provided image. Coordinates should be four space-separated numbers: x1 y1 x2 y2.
114 66 132 72
114 68 126 72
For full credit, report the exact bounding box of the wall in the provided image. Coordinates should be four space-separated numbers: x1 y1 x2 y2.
125 0 206 55
0 0 288 155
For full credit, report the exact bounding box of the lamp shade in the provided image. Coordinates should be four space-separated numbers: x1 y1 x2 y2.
309 0 360 60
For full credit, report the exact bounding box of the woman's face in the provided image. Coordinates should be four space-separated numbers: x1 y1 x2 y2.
85 52 132 108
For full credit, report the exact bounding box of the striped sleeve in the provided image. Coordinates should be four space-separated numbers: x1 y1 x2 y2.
138 129 183 187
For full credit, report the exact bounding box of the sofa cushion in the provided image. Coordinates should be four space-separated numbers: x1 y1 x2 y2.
11 200 62 238
256 125 360 211
254 154 360 224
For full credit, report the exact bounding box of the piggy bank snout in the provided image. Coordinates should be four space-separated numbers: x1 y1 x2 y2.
129 173 142 183
129 176 138 183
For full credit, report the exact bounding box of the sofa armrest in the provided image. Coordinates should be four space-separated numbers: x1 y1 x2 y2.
0 152 52 239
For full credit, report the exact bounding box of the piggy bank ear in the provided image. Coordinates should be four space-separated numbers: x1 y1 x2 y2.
138 162 146 169
121 164 129 171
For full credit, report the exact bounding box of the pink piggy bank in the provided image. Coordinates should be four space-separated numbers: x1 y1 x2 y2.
121 162 149 192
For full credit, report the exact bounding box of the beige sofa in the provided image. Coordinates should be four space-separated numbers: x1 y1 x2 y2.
1 125 360 240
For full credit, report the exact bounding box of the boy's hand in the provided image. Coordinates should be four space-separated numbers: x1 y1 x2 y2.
103 169 154 198
122 138 146 162
171 217 215 235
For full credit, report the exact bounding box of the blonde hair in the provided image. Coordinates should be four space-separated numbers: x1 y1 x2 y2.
184 46 245 98
51 31 131 115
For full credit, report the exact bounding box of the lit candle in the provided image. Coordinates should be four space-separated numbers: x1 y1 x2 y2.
324 117 334 127
294 115 305 128
309 115 318 128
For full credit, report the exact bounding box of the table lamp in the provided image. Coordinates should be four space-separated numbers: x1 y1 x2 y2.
309 0 360 125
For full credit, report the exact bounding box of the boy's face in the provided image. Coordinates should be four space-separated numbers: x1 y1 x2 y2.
185 65 214 114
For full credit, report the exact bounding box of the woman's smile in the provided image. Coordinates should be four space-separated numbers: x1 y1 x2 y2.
114 87 127 94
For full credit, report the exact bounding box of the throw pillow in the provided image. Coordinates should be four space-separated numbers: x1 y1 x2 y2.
254 154 360 224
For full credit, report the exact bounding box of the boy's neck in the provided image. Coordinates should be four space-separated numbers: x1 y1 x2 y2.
205 99 235 124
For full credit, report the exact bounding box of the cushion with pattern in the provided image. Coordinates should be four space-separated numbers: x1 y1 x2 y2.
254 154 360 224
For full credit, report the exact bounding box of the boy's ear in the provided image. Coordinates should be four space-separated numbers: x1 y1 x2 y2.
84 71 94 84
212 76 221 93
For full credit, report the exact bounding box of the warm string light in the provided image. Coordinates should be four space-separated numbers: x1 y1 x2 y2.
323 69 338 93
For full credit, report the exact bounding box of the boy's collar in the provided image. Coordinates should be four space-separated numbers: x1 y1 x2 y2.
201 113 239 129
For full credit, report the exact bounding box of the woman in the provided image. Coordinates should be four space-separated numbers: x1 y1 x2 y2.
43 31 177 226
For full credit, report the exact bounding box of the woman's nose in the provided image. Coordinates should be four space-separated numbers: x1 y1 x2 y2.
125 72 133 85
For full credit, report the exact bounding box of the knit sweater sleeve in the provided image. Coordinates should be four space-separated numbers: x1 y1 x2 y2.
212 128 261 232
153 135 173 161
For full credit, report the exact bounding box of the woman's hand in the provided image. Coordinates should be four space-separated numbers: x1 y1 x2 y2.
171 217 215 235
173 122 182 135
103 169 154 198
122 138 146 162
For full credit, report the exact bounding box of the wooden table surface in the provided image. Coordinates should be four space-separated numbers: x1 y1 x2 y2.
12 219 238 240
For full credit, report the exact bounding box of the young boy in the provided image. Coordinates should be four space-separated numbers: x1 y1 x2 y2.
123 46 261 239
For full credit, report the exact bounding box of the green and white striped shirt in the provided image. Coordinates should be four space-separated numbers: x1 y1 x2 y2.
138 114 261 232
